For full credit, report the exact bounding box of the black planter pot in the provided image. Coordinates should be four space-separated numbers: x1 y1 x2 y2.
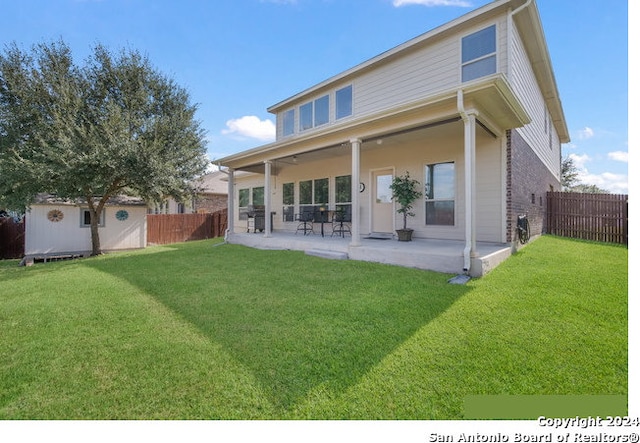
396 229 414 242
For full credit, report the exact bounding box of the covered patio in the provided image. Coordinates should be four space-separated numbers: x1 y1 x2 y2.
226 231 512 277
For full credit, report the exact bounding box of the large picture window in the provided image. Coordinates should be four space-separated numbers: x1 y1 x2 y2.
334 175 352 221
461 25 496 82
299 178 328 221
238 188 250 220
252 187 264 206
283 182 294 222
425 162 455 225
238 187 263 220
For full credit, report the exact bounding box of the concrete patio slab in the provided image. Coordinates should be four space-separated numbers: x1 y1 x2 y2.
227 231 512 277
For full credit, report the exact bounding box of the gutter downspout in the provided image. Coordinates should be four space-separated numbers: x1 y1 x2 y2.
457 90 475 273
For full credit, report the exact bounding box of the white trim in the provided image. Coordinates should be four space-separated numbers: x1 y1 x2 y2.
350 139 361 246
368 166 396 235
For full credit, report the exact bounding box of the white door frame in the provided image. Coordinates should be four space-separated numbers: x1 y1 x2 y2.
369 166 395 234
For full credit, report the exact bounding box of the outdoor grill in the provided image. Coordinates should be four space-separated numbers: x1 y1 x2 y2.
247 205 273 233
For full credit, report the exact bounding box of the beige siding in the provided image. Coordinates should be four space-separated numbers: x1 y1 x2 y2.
233 122 504 243
25 204 146 254
475 134 504 241
276 15 511 140
509 22 561 179
354 37 459 116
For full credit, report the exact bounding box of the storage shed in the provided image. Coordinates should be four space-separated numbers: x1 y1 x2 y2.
24 194 147 261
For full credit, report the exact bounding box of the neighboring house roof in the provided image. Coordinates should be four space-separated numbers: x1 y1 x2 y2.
31 194 147 206
192 171 228 195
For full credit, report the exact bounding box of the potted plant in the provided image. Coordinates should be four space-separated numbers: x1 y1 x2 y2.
390 171 423 241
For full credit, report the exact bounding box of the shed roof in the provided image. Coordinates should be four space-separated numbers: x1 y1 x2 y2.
32 194 147 206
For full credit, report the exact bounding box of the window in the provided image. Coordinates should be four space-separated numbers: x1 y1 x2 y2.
80 208 105 227
299 178 328 221
461 25 496 82
283 109 295 136
299 102 313 131
336 85 352 119
238 186 264 220
299 95 330 132
283 182 294 222
238 188 250 220
252 187 264 206
335 175 352 220
314 95 329 127
425 163 455 225
314 178 329 207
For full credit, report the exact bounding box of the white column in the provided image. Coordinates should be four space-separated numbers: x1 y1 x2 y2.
463 112 478 267
350 138 361 247
227 168 235 235
263 160 272 238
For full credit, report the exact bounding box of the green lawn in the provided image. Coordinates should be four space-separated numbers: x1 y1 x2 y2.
0 236 627 419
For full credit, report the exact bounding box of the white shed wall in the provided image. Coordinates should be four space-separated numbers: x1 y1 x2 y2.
25 204 147 255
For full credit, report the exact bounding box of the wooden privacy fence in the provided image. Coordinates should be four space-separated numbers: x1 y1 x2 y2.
546 192 628 245
0 217 25 259
147 209 227 245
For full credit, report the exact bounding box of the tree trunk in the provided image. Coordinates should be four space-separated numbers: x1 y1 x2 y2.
85 194 105 256
90 208 102 256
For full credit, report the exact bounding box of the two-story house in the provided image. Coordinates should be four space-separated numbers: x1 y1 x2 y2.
217 0 569 277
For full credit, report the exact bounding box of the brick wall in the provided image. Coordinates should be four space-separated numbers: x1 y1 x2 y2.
193 193 227 213
506 129 560 244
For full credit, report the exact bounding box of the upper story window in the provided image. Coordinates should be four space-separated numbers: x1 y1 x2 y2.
300 102 313 131
283 109 295 136
280 85 352 137
314 95 329 126
335 85 352 119
461 25 496 82
299 94 329 132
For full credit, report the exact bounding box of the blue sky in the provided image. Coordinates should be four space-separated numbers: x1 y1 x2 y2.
1 0 629 193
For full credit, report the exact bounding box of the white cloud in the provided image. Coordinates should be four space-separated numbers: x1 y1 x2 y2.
608 151 628 163
568 153 628 193
222 116 275 142
579 171 628 194
393 0 472 6
568 153 591 170
576 126 595 140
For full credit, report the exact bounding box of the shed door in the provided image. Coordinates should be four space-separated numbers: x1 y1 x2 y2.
372 169 394 234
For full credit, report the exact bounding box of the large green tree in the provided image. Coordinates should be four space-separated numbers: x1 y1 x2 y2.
0 41 209 255
561 156 609 194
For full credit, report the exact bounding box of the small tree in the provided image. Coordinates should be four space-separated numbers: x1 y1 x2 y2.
561 156 579 190
390 171 422 231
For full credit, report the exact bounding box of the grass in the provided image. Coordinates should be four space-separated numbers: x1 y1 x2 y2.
0 236 627 419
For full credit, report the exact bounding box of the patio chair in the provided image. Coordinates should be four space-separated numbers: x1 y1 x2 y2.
331 210 351 237
295 211 314 235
